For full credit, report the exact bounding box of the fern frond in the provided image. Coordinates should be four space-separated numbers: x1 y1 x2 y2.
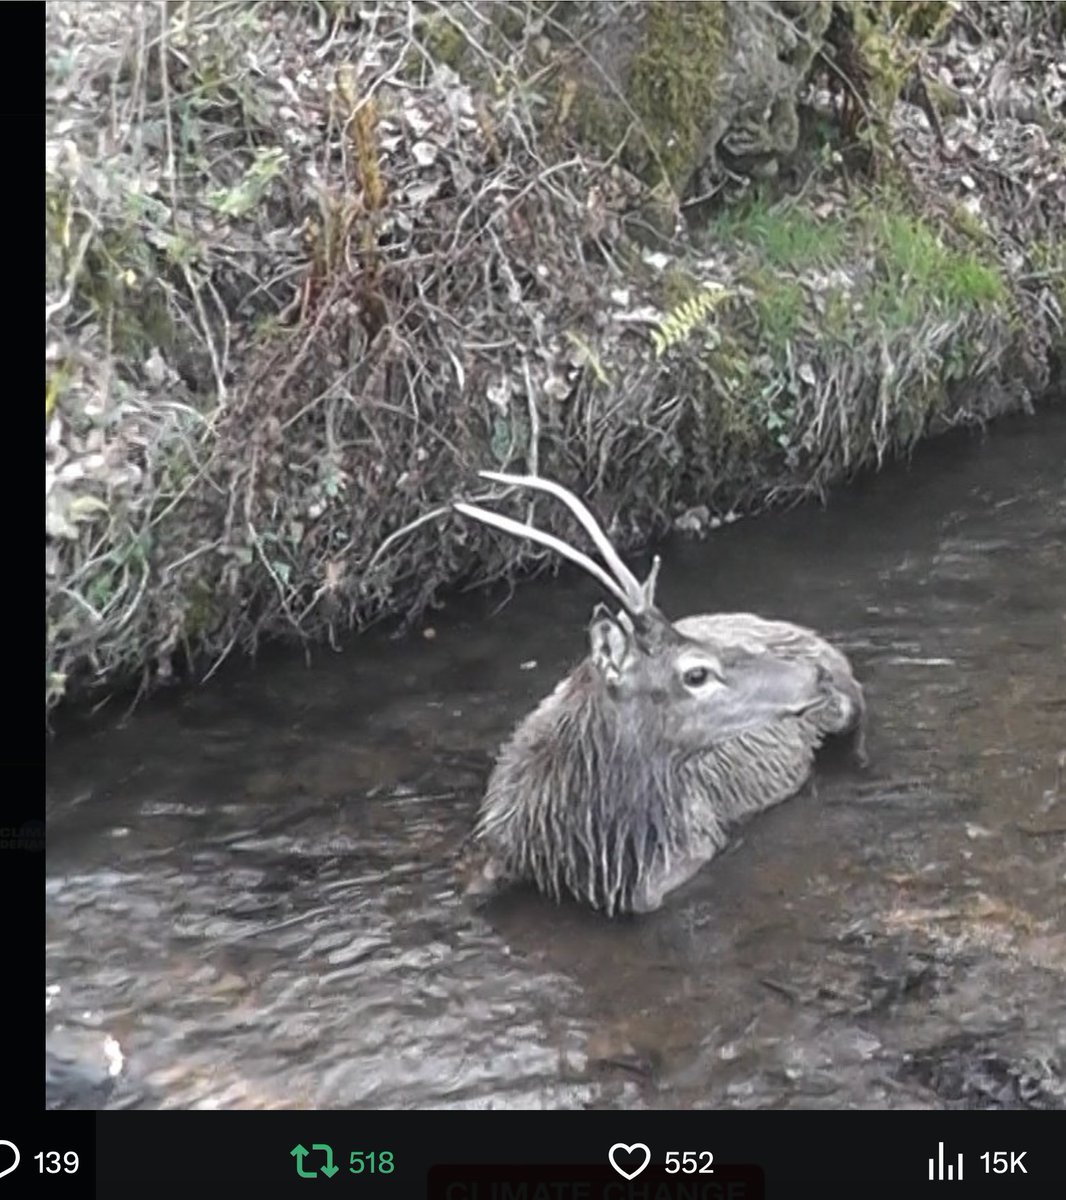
564 330 611 385
652 285 731 358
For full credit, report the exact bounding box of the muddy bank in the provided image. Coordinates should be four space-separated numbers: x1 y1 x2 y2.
46 409 1066 1109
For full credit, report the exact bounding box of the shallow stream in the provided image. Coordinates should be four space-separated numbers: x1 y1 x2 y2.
46 410 1066 1109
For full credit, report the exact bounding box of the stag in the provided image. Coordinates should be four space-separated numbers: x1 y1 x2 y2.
454 473 866 916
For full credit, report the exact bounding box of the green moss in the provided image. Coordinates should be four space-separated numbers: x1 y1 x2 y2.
925 77 964 117
833 0 956 166
415 11 470 71
883 0 953 39
622 0 728 191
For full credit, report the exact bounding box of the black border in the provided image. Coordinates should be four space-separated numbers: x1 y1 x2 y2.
96 1110 1066 1194
5 1110 1062 1195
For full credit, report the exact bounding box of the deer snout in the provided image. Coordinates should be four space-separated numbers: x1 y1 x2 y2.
796 661 847 719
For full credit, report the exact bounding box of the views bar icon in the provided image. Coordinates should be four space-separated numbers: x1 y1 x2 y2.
929 1142 964 1182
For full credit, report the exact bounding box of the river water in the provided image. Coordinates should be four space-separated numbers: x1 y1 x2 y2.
46 410 1066 1109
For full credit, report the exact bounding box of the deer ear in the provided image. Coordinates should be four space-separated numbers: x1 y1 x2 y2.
589 605 632 684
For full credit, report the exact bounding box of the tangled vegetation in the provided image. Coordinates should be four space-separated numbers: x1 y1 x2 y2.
45 1 1066 716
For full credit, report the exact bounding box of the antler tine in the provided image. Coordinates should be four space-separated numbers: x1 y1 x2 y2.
477 471 646 608
453 502 634 611
641 554 662 609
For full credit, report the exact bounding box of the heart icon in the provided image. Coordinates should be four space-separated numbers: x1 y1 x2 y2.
0 1141 19 1181
608 1142 650 1181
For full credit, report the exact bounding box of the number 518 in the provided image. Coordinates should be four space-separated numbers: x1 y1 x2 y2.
350 1151 394 1174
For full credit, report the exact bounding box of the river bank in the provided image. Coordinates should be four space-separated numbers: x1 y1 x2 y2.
46 2 1065 716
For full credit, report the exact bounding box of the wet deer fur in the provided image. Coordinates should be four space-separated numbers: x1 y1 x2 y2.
454 472 866 916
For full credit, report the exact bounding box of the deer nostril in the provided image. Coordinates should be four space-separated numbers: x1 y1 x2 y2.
815 664 834 688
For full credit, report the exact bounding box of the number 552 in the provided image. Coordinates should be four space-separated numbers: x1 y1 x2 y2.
665 1151 714 1174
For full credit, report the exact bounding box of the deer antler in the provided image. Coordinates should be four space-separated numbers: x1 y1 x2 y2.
454 471 649 613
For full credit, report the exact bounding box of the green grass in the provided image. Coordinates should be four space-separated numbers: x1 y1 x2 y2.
872 210 1007 311
709 197 849 269
753 273 807 343
712 195 1009 345
711 193 1007 314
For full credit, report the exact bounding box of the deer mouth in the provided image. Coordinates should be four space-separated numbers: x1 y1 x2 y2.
790 666 840 717
792 682 835 717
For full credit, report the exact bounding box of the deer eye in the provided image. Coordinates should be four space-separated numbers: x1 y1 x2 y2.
682 665 712 688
